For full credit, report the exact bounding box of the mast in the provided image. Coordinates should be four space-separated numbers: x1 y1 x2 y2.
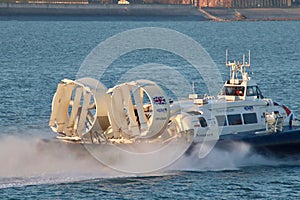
226 49 251 84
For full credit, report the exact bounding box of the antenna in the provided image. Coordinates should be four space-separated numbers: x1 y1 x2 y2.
225 49 252 83
248 50 251 66
192 81 195 94
226 49 228 65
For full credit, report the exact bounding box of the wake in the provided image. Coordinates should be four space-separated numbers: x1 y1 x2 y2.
0 133 299 189
0 134 123 188
170 142 300 171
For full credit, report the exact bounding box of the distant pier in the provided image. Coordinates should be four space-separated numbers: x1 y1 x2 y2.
0 3 204 17
0 2 299 20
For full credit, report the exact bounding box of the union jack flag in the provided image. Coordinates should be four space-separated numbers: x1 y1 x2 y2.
153 96 166 105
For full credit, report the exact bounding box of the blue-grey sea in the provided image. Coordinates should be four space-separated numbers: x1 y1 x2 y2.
0 16 300 199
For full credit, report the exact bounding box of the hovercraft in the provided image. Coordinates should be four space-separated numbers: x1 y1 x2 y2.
49 50 300 160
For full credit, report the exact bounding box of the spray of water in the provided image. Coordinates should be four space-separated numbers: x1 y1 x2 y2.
169 142 294 172
0 133 298 188
0 134 123 188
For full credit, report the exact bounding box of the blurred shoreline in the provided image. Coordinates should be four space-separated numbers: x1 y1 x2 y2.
0 3 300 21
202 7 300 21
0 3 204 17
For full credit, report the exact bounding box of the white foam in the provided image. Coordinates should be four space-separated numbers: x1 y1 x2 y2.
0 134 124 188
0 134 299 188
169 142 296 172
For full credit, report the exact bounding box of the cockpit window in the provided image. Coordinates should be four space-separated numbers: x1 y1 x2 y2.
246 86 264 98
220 86 245 96
246 86 257 96
256 87 264 98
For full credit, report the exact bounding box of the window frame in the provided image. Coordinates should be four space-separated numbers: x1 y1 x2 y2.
242 113 258 124
227 114 243 125
215 115 227 127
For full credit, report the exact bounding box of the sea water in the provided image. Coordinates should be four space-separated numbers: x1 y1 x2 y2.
0 17 300 198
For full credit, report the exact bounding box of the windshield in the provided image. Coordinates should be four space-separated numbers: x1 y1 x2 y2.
220 86 245 96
